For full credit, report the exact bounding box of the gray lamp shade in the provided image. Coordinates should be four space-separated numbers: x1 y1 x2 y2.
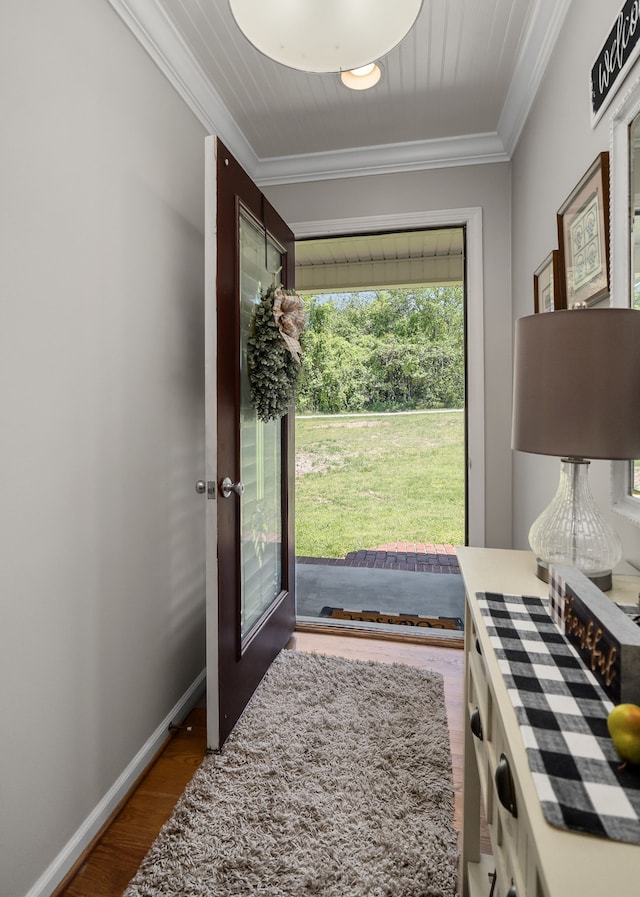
512 308 640 460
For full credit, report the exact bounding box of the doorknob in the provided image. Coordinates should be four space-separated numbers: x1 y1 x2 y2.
220 477 245 499
195 480 206 494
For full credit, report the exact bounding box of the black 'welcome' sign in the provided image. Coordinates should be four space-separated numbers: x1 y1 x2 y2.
591 0 640 123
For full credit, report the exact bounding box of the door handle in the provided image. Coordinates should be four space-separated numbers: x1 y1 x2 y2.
220 477 245 499
495 753 518 818
470 707 483 741
195 480 206 494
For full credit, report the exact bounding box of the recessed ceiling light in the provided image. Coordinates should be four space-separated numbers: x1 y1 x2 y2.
340 63 383 91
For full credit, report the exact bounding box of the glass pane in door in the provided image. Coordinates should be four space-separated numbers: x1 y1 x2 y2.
239 210 284 641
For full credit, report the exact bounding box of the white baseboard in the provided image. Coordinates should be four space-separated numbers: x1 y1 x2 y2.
26 669 206 897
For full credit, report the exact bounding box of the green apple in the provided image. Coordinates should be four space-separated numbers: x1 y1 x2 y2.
607 703 640 765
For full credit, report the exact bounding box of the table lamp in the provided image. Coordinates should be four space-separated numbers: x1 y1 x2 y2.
512 307 640 590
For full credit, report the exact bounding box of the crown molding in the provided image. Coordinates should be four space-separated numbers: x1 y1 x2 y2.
110 0 566 185
497 0 572 155
253 132 509 186
107 0 258 174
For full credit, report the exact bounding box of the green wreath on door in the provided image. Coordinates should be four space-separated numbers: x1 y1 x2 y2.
247 283 306 422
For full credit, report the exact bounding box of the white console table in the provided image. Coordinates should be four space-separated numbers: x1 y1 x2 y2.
457 547 640 897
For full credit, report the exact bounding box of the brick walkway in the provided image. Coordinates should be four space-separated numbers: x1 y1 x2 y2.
296 542 460 575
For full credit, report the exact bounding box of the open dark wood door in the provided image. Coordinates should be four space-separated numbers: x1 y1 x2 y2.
205 138 295 750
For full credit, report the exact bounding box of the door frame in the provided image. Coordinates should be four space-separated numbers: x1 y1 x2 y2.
292 208 485 549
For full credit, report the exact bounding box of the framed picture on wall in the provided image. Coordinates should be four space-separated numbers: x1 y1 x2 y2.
533 249 564 313
557 152 610 307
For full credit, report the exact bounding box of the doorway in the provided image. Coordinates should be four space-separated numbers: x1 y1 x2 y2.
293 226 468 638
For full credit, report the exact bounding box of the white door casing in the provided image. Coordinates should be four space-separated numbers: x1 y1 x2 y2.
292 208 485 549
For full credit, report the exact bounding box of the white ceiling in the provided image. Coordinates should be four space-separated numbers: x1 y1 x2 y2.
109 0 572 185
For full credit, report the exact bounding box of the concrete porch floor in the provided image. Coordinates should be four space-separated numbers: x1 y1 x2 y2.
295 543 465 630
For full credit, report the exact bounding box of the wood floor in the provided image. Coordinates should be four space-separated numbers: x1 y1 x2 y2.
56 630 480 897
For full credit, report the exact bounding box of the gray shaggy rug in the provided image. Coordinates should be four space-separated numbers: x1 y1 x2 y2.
124 651 458 897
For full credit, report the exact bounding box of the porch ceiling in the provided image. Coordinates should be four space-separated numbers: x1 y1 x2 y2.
296 227 464 292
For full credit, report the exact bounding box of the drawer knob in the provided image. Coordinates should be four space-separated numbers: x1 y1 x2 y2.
470 706 483 741
495 753 518 818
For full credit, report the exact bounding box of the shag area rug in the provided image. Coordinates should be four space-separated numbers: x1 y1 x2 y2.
124 651 458 897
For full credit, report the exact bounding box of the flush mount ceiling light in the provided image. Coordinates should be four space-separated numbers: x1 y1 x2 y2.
340 63 383 91
228 0 423 74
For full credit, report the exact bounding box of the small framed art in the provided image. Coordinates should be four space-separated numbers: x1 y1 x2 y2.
533 249 564 313
557 152 610 307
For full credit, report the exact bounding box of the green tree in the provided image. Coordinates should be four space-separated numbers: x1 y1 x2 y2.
297 286 464 413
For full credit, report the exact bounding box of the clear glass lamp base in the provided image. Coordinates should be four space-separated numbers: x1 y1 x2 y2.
528 458 622 592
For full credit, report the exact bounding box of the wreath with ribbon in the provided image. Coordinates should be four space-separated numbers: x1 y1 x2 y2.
247 283 306 422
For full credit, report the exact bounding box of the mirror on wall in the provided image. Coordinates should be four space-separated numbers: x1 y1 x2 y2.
632 109 640 499
611 71 640 522
631 111 640 310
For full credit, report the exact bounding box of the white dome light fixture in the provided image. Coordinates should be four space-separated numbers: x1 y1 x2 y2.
228 0 423 74
340 63 383 91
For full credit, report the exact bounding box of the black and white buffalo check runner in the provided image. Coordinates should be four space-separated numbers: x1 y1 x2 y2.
477 591 640 843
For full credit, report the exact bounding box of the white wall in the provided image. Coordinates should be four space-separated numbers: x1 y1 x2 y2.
266 162 514 548
511 0 640 567
0 3 206 895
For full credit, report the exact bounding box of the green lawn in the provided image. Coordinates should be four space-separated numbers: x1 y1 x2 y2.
295 410 465 558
